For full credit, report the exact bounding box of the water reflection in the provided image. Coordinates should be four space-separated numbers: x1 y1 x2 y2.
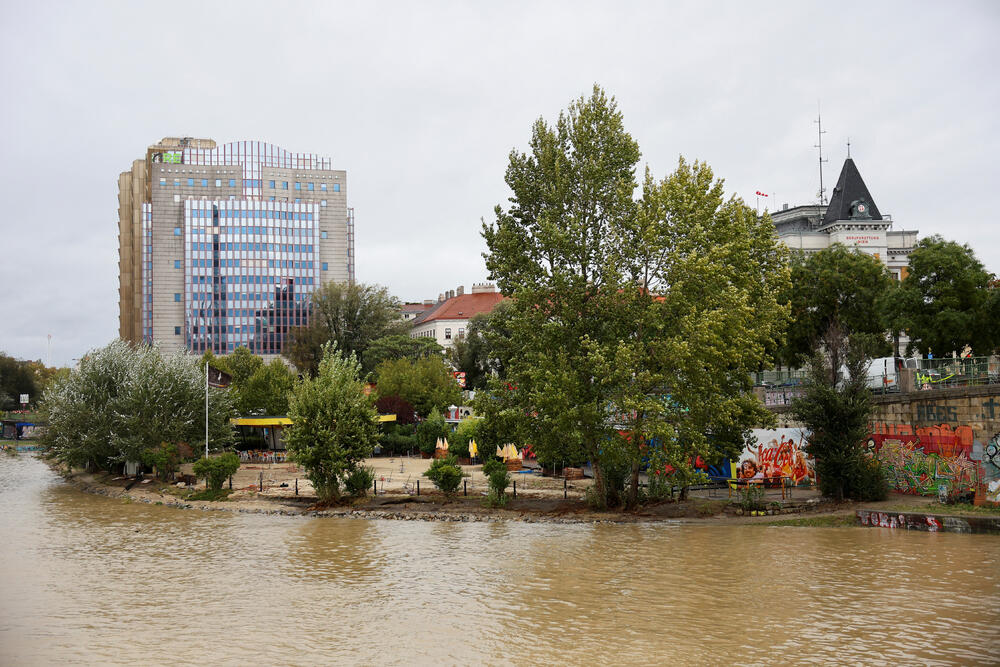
1 455 998 665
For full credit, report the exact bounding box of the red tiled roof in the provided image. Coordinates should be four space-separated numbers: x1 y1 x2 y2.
412 292 506 325
400 302 429 312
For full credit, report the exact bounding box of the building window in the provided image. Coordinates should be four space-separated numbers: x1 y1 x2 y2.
229 179 237 187
321 200 327 207
174 293 181 302
445 328 452 340
201 179 208 187
458 328 465 339
174 227 181 236
321 183 327 191
268 180 275 188
322 262 328 271
321 231 328 239
159 178 166 186
308 183 315 191
282 181 289 189
295 198 300 203
333 183 341 192
174 194 180 203
174 326 181 335
187 178 194 186
174 260 181 269
294 182 301 191
173 179 180 186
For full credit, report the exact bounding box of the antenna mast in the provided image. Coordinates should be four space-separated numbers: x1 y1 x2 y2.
814 105 829 206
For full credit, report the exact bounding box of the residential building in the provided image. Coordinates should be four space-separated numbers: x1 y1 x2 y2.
118 137 354 357
770 157 918 280
409 283 505 348
400 302 432 323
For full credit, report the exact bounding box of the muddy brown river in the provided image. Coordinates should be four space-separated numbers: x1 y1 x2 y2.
1 454 998 665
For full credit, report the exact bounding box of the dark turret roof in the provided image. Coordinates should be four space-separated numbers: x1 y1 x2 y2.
822 158 882 224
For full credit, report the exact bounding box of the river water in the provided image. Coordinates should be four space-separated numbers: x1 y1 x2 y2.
1 454 998 665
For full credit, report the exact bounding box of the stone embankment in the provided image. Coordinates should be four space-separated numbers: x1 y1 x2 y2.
856 508 1000 534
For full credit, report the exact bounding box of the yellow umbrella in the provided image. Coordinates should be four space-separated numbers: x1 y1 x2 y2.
496 445 503 458
469 439 478 457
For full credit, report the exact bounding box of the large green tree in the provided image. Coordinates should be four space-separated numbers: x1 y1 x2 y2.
284 344 379 502
481 86 789 508
780 245 893 368
0 352 39 411
887 236 998 356
374 355 461 418
40 341 233 470
448 300 514 390
284 282 406 375
362 334 443 375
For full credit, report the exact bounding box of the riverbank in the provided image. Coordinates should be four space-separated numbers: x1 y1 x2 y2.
54 460 996 528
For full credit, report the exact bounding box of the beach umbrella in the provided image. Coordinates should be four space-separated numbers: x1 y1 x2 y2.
496 445 503 458
469 439 478 458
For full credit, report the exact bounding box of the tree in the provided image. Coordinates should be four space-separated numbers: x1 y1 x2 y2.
780 245 894 368
193 452 241 491
0 352 39 410
284 282 406 375
415 408 450 457
40 341 233 471
284 344 379 503
239 359 296 415
374 356 461 418
791 327 888 502
362 334 443 375
481 86 789 508
887 236 998 356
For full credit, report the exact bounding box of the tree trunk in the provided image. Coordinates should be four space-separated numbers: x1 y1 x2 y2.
591 459 607 509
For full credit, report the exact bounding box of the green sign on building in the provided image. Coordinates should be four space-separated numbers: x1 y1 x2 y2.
163 151 182 164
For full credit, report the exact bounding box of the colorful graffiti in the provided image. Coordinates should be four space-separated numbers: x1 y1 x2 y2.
734 429 816 485
867 423 980 497
984 433 1000 504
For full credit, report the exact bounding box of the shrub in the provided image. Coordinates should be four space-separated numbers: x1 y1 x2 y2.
737 483 765 512
416 408 449 456
484 466 510 508
192 452 241 491
345 465 377 497
482 458 505 477
447 417 480 459
424 455 463 495
851 457 889 502
142 442 180 481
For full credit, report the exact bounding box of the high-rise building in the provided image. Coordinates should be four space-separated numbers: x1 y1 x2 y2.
118 137 354 357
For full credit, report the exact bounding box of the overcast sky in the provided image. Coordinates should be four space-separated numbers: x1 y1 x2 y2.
1 1 997 366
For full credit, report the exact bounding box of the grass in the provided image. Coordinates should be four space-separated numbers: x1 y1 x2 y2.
762 514 858 528
186 488 233 502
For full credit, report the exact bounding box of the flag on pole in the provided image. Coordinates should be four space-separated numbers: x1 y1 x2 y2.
207 366 232 388
755 191 769 197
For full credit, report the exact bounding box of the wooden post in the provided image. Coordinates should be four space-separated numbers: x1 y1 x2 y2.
259 471 263 492
373 478 377 496
295 478 298 496
564 478 567 499
513 480 516 499
228 475 232 490
464 480 467 496
417 480 420 496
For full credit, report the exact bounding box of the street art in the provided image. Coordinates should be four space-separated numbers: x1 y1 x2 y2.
734 429 815 485
985 433 1000 504
867 423 979 497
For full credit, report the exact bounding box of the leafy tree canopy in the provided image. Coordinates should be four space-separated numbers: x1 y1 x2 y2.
887 235 998 356
362 334 443 375
374 355 461 418
780 244 893 367
284 344 379 503
284 282 406 376
40 340 234 470
480 85 789 508
448 301 514 390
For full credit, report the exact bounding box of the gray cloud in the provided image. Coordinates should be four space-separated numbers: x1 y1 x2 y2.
1 0 997 365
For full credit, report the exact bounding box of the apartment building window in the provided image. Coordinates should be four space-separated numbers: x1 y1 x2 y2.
322 262 328 271
307 183 315 191
173 179 180 186
174 260 181 269
321 231 328 239
321 183 327 191
187 178 194 186
201 179 208 187
174 227 181 236
333 183 341 192
321 200 327 207
174 293 181 302
458 328 465 339
445 328 452 340
282 181 288 189
229 179 236 187
159 178 166 186
268 180 275 188
213 179 220 187
174 326 181 335
294 182 301 190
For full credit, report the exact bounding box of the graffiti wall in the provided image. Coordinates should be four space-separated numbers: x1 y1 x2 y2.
731 429 816 485
985 433 1000 504
868 423 981 498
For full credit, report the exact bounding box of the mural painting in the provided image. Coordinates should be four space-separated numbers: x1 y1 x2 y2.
984 433 1000 504
867 423 980 497
732 429 815 485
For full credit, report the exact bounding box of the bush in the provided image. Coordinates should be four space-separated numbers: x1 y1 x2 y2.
416 408 449 456
193 452 241 491
482 458 505 477
737 483 765 512
424 455 463 495
345 465 376 497
484 465 510 508
377 423 416 456
447 417 480 459
851 457 889 502
142 442 180 481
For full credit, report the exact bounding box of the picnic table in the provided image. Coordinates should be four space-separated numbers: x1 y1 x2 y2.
710 476 794 500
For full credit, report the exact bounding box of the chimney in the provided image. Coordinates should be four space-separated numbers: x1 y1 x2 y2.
438 293 445 302
423 299 434 306
471 282 497 294
457 285 465 295
782 203 789 211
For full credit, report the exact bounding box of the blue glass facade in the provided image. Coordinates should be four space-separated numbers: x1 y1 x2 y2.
183 200 321 354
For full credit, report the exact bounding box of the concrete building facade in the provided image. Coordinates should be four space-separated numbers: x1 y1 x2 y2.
118 137 354 357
